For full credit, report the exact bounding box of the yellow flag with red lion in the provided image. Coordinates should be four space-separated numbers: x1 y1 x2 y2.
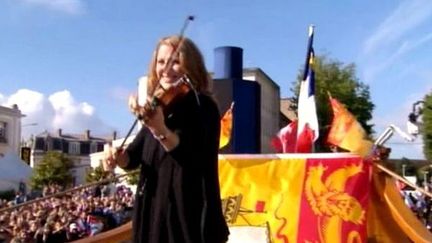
219 153 371 243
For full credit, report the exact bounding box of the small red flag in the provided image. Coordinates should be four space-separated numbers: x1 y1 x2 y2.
271 120 298 153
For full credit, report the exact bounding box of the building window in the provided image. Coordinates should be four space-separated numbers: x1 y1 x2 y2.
46 138 53 151
53 138 62 151
97 143 104 152
35 137 46 151
69 142 80 155
80 142 90 155
0 121 7 143
90 142 98 153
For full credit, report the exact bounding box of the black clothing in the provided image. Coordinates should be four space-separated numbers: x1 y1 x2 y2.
123 91 229 243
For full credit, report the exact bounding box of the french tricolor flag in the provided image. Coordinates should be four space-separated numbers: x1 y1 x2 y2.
296 25 319 153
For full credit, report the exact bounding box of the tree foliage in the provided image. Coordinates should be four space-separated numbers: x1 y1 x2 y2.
86 164 140 186
30 151 73 190
421 92 432 161
290 55 375 152
125 169 140 185
86 164 111 183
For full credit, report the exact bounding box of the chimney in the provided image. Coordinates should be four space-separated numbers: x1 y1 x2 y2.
85 129 90 140
112 131 117 140
58 129 62 137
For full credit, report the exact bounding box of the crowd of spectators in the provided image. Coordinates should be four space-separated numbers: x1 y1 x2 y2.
0 183 134 243
401 188 432 231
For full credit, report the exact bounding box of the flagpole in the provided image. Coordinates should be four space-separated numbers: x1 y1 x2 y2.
302 25 315 81
295 24 319 153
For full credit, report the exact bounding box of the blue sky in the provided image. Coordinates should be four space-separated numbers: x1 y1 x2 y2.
0 0 431 159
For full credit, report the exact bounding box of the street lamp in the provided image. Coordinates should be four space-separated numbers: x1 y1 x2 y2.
22 123 38 127
402 164 406 177
21 123 38 147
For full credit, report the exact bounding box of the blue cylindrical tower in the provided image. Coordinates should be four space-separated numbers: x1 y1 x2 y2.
213 46 261 154
214 46 243 80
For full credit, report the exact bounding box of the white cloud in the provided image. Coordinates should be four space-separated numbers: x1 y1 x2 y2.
394 32 432 58
363 0 432 54
18 0 85 14
1 89 114 139
81 103 94 115
359 0 432 83
49 90 74 111
362 32 432 82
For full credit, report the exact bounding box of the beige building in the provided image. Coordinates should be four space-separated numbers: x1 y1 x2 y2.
0 104 24 157
89 135 135 170
242 68 282 153
31 129 113 186
0 105 32 191
280 98 297 125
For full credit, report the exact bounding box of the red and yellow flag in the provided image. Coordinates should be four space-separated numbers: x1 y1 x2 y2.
219 153 371 243
327 97 373 157
219 102 234 149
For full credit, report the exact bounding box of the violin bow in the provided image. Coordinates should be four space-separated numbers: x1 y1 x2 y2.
118 15 195 149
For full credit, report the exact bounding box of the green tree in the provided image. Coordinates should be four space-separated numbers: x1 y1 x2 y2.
86 164 140 186
30 151 73 190
86 164 111 183
125 168 140 185
291 55 375 152
422 92 432 161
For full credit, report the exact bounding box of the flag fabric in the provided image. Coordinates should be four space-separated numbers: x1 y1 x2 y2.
296 25 319 153
218 153 371 243
219 102 234 149
271 120 298 153
327 97 374 157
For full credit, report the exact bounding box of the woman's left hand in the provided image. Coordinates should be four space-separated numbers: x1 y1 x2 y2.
142 106 169 137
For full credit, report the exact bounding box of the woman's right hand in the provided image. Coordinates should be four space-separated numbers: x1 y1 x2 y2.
103 144 127 171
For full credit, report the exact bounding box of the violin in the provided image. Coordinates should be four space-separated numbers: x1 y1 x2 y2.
137 75 192 121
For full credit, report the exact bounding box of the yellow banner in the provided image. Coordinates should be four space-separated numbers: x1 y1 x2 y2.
218 154 369 243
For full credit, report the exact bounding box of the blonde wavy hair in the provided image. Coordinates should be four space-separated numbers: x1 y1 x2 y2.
147 35 211 96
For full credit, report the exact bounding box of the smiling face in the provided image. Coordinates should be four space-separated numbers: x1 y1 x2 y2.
147 36 210 96
156 44 184 89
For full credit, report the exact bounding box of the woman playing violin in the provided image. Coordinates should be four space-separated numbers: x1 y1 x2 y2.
103 35 229 243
